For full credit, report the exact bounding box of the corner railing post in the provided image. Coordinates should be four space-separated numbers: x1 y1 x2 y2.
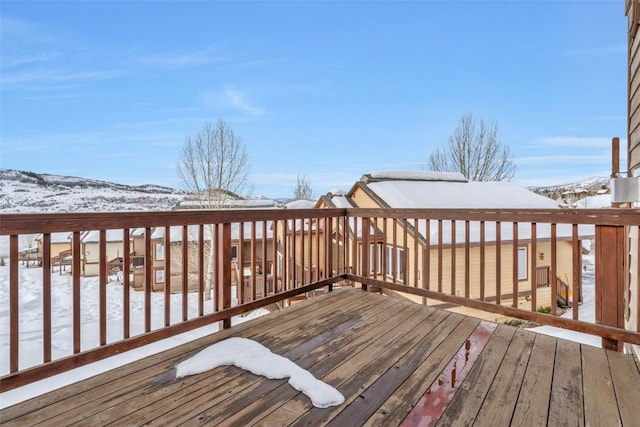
595 224 626 351
217 222 232 329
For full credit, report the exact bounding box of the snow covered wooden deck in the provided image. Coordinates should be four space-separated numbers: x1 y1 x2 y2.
1 288 640 426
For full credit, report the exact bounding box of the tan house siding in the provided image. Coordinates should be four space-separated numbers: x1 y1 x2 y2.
350 184 380 208
342 181 576 316
627 0 640 358
83 241 124 277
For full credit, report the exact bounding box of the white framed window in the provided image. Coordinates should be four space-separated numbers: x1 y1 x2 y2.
155 243 165 261
397 248 405 282
385 246 393 277
385 245 405 282
155 269 165 284
231 245 238 260
518 247 527 280
369 243 383 274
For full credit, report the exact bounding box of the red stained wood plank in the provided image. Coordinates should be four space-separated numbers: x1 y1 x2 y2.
399 321 497 427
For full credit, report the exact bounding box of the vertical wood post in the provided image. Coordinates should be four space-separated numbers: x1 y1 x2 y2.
595 225 626 351
217 223 232 329
361 217 370 292
612 137 620 177
9 235 19 373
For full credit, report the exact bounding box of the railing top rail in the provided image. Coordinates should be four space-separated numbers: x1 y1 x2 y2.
345 208 640 226
1 207 638 235
0 208 348 235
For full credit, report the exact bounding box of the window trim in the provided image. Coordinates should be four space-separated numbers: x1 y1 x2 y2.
517 246 527 281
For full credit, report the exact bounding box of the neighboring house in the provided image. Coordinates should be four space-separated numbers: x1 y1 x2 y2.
80 230 125 277
130 228 147 288
273 199 328 291
150 222 274 297
35 232 72 272
319 171 591 315
174 190 278 210
34 232 71 258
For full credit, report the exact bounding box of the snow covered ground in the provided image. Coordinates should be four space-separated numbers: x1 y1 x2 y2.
527 253 600 347
0 236 269 408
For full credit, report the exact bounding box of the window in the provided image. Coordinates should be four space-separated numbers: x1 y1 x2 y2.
155 243 165 261
518 247 527 280
397 248 405 282
369 243 383 274
385 245 405 282
385 246 393 277
231 245 238 260
155 269 165 284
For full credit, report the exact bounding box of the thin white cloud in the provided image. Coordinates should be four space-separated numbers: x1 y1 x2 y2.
1 52 60 68
515 153 608 166
536 136 615 148
204 86 265 116
0 16 57 43
224 87 265 116
1 68 122 86
136 49 225 68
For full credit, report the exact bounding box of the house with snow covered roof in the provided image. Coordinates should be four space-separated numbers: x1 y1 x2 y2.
34 232 72 271
174 189 278 210
80 230 126 277
320 171 591 314
147 222 274 296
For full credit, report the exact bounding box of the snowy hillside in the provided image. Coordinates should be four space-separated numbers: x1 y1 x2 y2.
528 176 609 205
0 169 186 213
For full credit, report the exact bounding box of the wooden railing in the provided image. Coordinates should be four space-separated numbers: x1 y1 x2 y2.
343 208 640 352
0 208 639 392
556 275 570 308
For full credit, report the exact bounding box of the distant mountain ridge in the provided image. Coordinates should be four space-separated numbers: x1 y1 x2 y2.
0 169 181 194
527 176 609 204
0 169 185 213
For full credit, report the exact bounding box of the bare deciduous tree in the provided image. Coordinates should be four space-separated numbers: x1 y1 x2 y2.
176 119 252 298
293 173 314 200
178 119 252 208
428 114 516 181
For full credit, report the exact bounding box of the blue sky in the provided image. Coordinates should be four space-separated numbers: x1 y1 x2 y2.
0 1 627 198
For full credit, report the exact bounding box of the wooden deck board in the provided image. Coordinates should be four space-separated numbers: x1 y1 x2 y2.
435 325 517 426
473 328 536 425
608 348 640 426
2 288 640 427
548 339 584 427
581 344 621 426
510 333 556 426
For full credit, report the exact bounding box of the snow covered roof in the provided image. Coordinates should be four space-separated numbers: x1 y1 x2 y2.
81 230 126 243
327 193 354 209
176 199 278 209
363 170 468 183
363 176 558 210
352 171 593 243
34 232 71 243
285 200 316 209
150 222 273 243
574 194 611 209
